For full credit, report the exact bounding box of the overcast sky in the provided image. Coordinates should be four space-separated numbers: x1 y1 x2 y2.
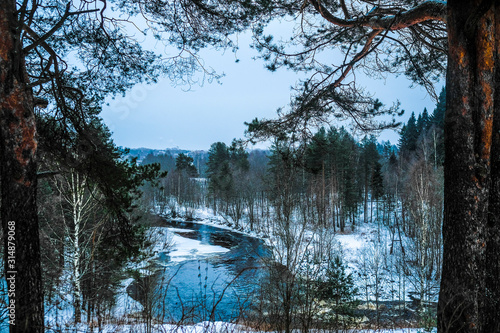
101 32 440 151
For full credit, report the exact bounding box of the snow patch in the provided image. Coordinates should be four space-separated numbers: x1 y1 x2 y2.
168 230 229 262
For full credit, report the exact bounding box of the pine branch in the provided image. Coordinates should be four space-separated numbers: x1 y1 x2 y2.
308 0 446 30
23 3 99 54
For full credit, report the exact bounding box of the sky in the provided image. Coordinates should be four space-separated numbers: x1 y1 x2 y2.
101 31 440 151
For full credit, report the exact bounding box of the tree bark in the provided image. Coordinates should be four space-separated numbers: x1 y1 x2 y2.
0 1 44 332
438 1 498 332
484 4 500 332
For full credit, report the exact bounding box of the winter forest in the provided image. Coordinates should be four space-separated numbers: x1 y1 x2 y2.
1 1 500 333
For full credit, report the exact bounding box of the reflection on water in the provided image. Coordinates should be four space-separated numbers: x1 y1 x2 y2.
128 219 271 323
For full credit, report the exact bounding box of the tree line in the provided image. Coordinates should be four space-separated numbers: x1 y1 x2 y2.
138 89 446 329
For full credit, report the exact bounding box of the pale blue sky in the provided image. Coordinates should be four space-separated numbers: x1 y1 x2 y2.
101 32 439 151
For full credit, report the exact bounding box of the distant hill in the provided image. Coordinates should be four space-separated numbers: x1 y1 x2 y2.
126 147 270 178
127 147 194 163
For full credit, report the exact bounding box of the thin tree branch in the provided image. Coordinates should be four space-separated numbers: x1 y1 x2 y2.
339 0 351 19
410 25 447 53
37 170 60 179
385 35 439 100
23 3 99 54
330 29 382 89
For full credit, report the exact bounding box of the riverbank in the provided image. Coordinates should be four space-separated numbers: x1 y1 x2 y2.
85 199 438 333
125 206 434 327
154 205 439 303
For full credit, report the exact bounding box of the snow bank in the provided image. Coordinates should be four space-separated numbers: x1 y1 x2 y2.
143 226 229 263
168 229 229 262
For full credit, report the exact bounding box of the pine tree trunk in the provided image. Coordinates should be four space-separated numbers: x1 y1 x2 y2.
438 2 498 332
0 1 44 331
484 5 500 332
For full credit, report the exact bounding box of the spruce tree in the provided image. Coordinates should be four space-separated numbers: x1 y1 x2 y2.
305 127 329 175
360 135 379 223
321 255 358 329
428 88 446 167
431 88 446 130
399 112 419 155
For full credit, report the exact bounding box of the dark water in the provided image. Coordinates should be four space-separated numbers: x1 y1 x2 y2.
128 219 271 323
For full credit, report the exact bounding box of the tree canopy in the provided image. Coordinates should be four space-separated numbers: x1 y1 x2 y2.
245 0 446 141
1 0 240 330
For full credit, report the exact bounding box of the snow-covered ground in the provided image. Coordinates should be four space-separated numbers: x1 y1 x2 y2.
34 201 438 332
51 321 435 333
145 226 229 263
84 322 437 333
167 228 229 262
172 204 434 303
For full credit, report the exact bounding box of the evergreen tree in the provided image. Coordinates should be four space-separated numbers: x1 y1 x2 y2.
175 153 199 177
320 255 358 329
206 140 250 220
428 88 446 167
229 140 250 172
303 128 331 226
360 135 379 223
266 138 301 224
371 161 384 202
305 127 329 175
37 119 165 326
417 108 431 134
371 160 385 223
431 88 446 130
207 142 231 211
338 129 361 229
399 112 419 155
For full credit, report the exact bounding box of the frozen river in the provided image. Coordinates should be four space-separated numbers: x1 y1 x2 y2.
128 219 271 323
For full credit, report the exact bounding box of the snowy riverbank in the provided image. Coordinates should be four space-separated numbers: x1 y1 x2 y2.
40 203 438 332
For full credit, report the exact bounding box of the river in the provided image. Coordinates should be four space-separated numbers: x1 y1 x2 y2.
127 219 271 323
